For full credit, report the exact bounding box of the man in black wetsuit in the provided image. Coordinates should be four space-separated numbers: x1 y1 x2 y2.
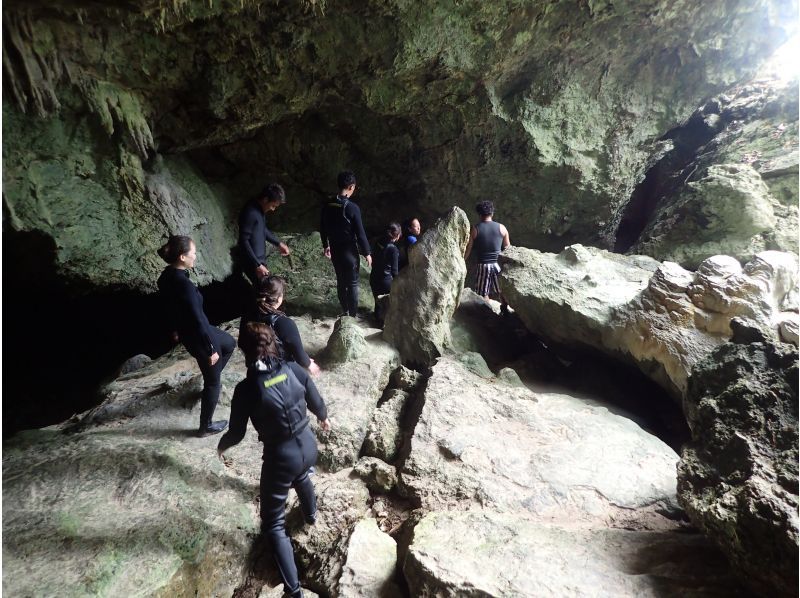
319 171 372 317
239 183 291 286
464 200 511 310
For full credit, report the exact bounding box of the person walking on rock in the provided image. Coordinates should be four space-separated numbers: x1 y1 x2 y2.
240 275 321 376
464 200 511 310
369 222 401 323
157 235 234 436
320 170 372 317
239 183 291 286
218 322 331 598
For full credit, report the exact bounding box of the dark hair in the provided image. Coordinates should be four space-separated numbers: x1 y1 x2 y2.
476 201 494 217
239 322 281 363
387 222 402 238
157 235 193 264
259 183 286 204
403 218 421 234
337 170 357 191
255 275 286 316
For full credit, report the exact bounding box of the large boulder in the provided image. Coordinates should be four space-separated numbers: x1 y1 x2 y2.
287 469 372 596
383 207 470 365
313 326 400 471
677 339 799 597
404 511 750 597
399 356 680 522
501 244 799 398
337 518 400 598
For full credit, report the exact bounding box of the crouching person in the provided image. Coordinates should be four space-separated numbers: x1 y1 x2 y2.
217 322 332 598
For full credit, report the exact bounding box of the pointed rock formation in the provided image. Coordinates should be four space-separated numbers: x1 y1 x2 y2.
383 207 470 365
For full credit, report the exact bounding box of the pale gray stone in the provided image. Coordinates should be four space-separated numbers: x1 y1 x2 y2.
404 511 750 597
353 457 398 494
501 244 799 398
313 331 400 471
289 469 372 596
338 518 399 598
363 390 409 463
383 207 470 365
323 316 368 364
389 366 421 392
400 356 680 522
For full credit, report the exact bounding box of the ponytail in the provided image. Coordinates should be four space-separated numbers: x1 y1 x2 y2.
158 235 193 264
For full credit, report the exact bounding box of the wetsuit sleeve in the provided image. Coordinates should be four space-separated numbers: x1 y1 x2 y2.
388 245 399 278
238 206 262 271
319 205 329 249
274 316 311 368
217 381 250 452
349 204 371 256
264 225 281 247
288 362 327 421
178 275 215 356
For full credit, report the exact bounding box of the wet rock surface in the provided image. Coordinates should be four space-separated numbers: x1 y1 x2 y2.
678 339 799 597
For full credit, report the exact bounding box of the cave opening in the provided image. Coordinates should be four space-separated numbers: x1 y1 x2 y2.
1 228 246 437
614 107 727 253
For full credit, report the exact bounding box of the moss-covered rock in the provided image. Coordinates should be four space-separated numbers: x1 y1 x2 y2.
2 0 794 294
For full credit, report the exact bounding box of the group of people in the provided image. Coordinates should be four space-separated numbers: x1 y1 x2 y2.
155 169 509 598
157 234 326 598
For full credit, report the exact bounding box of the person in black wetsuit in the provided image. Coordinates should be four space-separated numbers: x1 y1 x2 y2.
218 322 331 598
239 275 321 376
464 200 511 311
157 235 235 436
319 170 372 316
239 183 291 286
398 217 421 270
369 222 401 322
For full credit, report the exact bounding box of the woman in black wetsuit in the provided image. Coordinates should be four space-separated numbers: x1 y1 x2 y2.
218 322 331 598
239 275 321 376
157 235 235 437
369 222 402 322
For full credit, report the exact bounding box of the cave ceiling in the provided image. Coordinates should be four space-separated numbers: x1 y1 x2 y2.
2 0 796 291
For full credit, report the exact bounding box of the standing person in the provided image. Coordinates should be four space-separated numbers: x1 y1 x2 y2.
239 183 291 286
398 217 422 269
218 322 331 598
319 170 372 317
157 235 235 436
369 222 401 322
464 201 511 311
239 275 321 376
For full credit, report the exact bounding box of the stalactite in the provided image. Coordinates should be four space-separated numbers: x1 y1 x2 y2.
2 10 65 117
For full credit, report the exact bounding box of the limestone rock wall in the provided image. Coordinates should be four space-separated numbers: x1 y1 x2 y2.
678 339 799 597
629 74 799 267
2 0 795 291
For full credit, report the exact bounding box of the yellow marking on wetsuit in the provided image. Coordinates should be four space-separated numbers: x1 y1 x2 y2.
263 374 287 389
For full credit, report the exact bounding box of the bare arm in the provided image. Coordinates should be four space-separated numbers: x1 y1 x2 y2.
500 224 510 250
464 227 477 260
